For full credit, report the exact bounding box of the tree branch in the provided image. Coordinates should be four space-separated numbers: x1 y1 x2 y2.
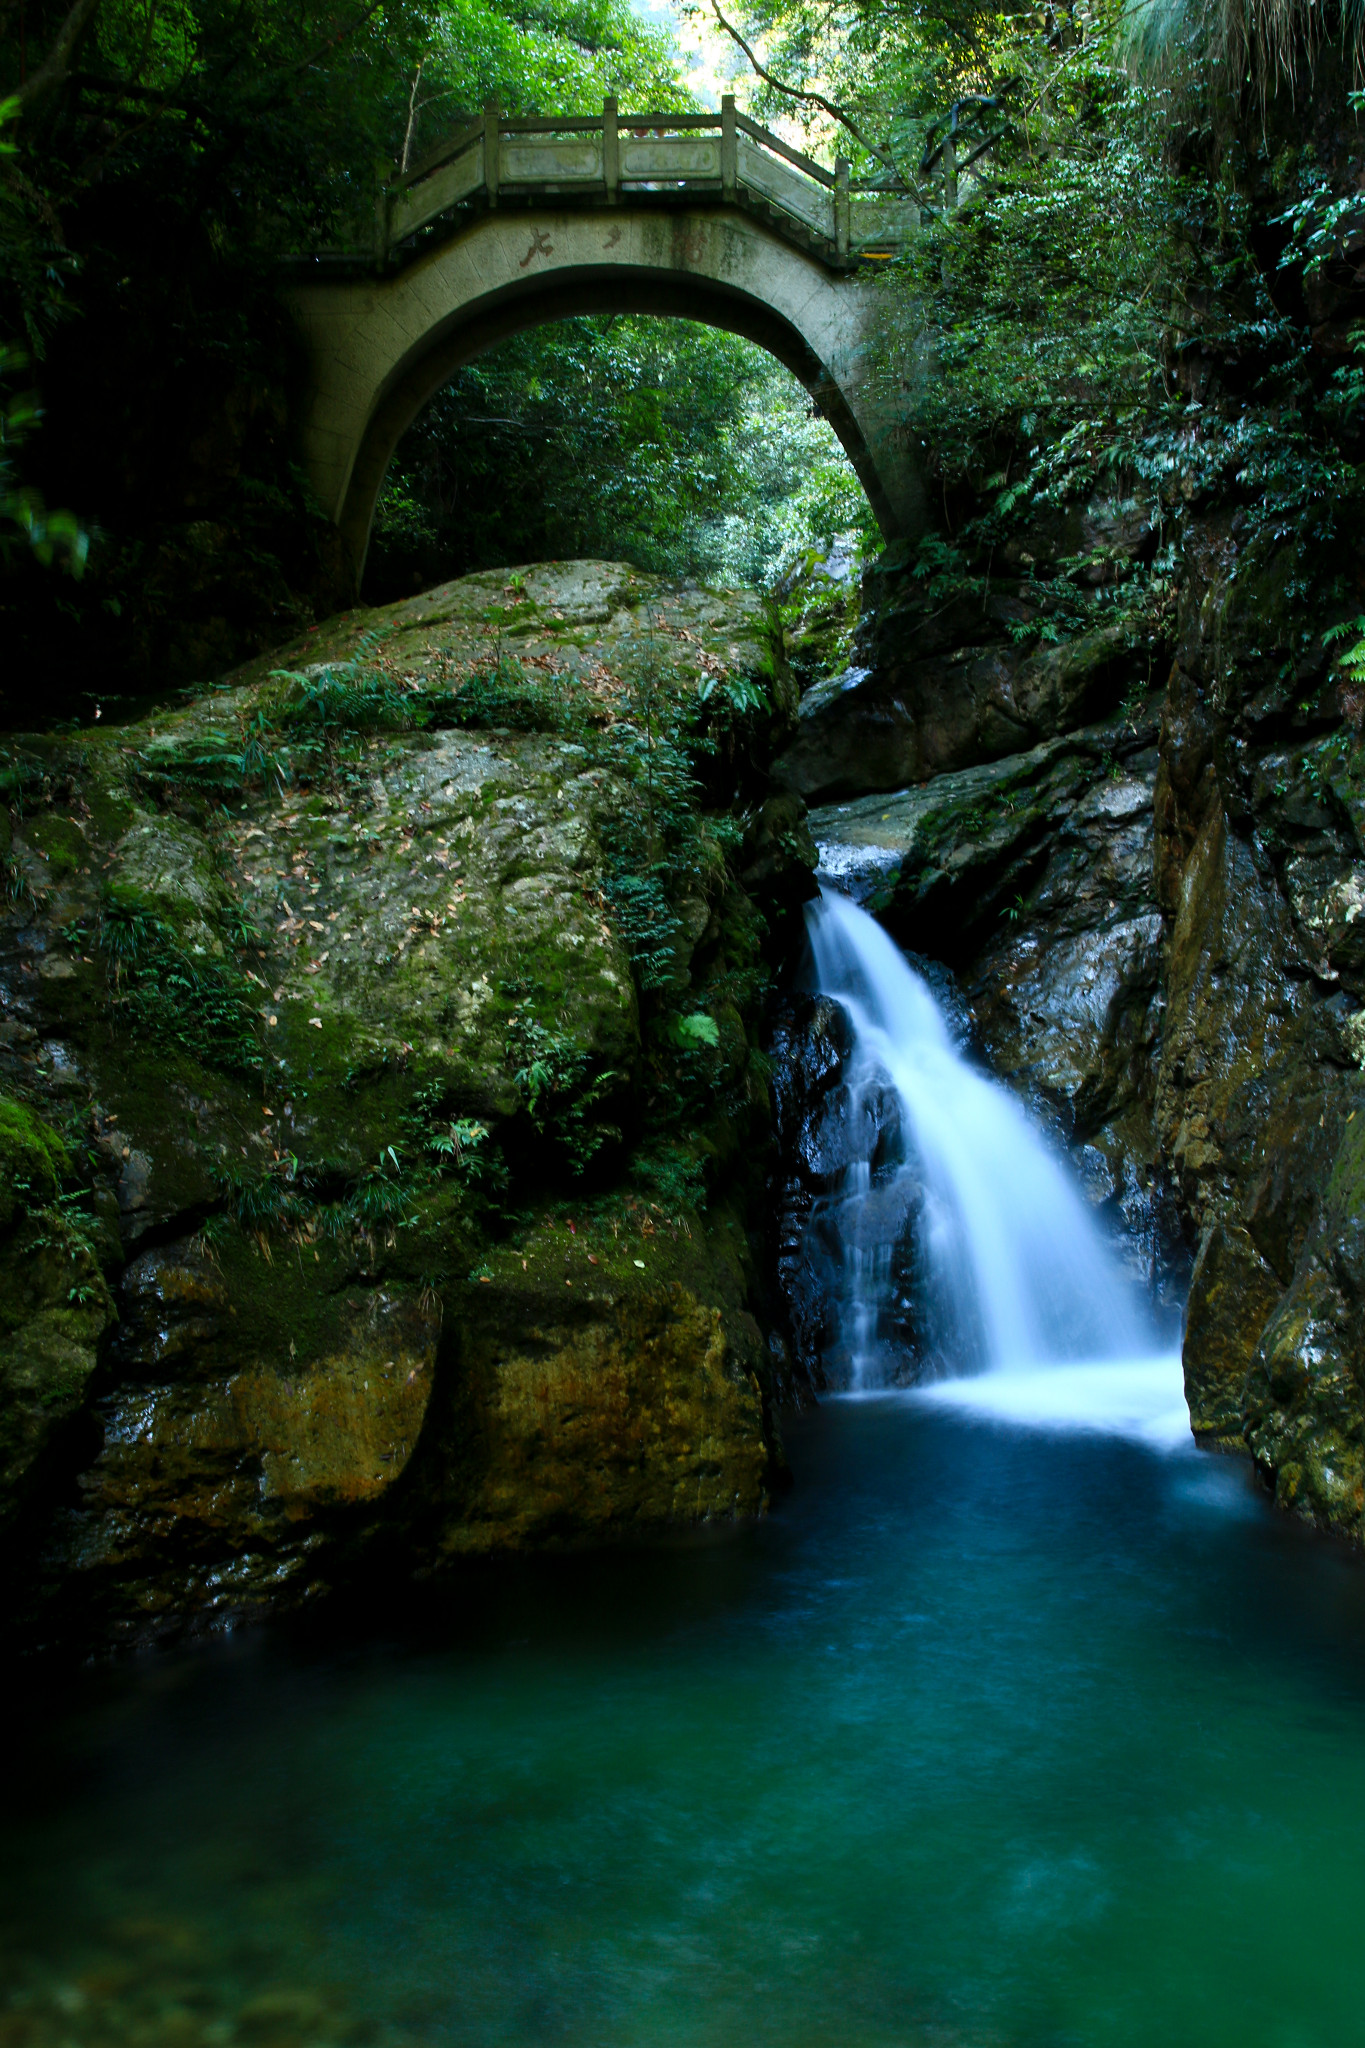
708 1 912 191
68 71 199 108
12 0 106 114
400 57 424 174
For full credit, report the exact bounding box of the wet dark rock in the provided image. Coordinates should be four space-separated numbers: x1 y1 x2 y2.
1183 1222 1284 1446
768 984 945 1390
771 538 1151 805
769 994 855 1387
808 714 1161 961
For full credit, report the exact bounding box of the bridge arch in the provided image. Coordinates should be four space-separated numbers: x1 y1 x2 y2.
286 206 926 587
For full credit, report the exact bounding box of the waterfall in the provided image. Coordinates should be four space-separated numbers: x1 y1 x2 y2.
804 888 1158 1396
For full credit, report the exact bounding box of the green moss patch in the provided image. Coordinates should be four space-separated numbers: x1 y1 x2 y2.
0 1095 71 1228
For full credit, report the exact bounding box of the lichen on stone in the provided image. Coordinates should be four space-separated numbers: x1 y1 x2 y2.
0 562 811 1645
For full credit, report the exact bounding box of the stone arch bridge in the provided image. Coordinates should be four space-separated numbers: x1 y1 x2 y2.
283 100 923 587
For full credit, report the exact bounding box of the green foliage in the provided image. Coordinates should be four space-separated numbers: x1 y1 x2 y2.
96 893 263 1076
699 670 772 718
354 1154 414 1227
1326 332 1365 432
213 1161 307 1234
0 744 44 810
1327 616 1365 690
1 84 85 572
147 643 596 803
145 709 291 797
215 1143 418 1239
880 39 1192 517
1 348 87 577
149 639 426 797
823 6 1363 654
632 1138 708 1210
365 316 875 600
600 868 683 991
595 693 699 990
0 0 689 719
265 632 432 784
505 995 624 1174
1118 0 1365 106
404 1079 508 1189
273 636 411 733
441 651 575 734
425 1115 498 1172
715 0 1363 674
667 1011 721 1049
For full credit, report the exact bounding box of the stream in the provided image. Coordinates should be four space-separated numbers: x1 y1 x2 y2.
7 903 1365 2048
7 1402 1365 2048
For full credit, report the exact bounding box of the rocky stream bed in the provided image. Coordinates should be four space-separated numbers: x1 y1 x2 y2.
6 529 1365 1651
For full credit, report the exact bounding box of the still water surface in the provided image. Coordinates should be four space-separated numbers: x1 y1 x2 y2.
8 1395 1365 2048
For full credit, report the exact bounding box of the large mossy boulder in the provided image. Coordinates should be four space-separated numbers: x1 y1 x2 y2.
0 561 812 1645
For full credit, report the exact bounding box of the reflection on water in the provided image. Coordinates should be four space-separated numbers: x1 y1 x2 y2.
7 1397 1365 2048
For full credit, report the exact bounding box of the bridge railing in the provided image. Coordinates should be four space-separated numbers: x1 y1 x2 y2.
376 98 916 270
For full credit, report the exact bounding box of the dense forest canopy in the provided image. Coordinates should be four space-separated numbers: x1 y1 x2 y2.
365 317 874 601
1 0 1363 720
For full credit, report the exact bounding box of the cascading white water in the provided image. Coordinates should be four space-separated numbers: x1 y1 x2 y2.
804 889 1186 1438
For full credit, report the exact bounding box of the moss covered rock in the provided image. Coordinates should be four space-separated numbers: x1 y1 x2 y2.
436 1204 769 1553
0 1093 69 1227
1239 1111 1365 1536
0 1094 117 1521
0 561 808 1644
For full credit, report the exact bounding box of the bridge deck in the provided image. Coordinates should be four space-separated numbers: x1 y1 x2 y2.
292 98 915 277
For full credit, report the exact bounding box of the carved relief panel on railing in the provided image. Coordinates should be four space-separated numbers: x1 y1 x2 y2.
500 138 604 183
620 138 721 180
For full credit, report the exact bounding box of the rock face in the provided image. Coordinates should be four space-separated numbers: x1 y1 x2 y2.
1146 530 1365 1511
0 1095 118 1524
769 993 857 1385
784 494 1365 1542
771 511 1155 804
0 561 813 1645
